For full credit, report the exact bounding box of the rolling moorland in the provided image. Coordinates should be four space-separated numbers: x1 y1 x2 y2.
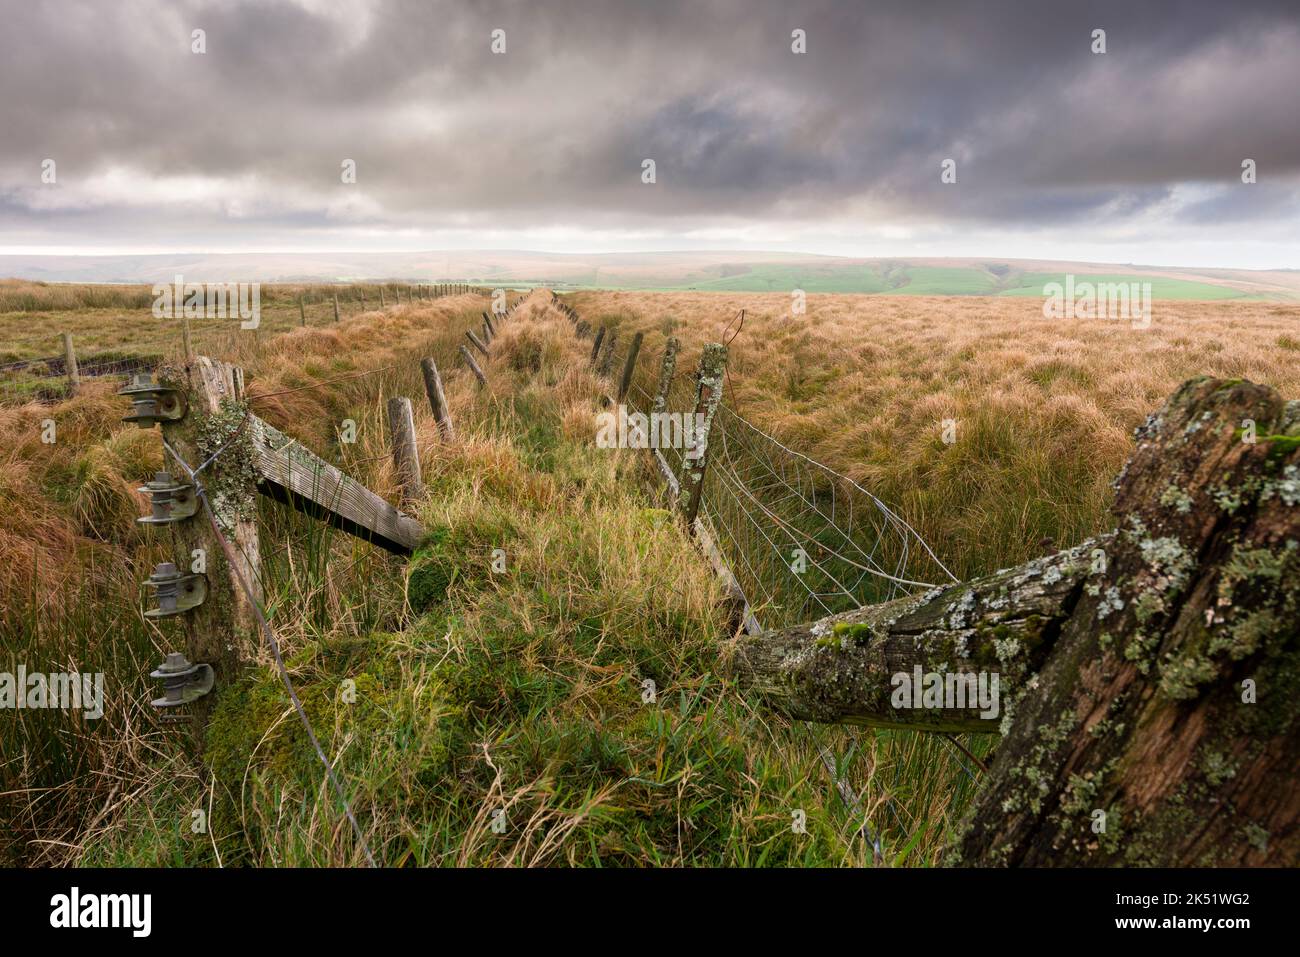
2 283 1298 866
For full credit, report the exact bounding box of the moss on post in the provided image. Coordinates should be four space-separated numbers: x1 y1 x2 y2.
677 343 726 530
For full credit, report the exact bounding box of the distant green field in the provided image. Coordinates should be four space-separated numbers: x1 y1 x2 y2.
998 272 1245 301
562 263 1257 298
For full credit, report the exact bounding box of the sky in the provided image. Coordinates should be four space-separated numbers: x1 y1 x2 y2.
1 0 1298 268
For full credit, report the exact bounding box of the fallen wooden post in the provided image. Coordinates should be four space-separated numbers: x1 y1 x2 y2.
387 396 423 508
459 344 487 386
250 414 423 555
420 357 454 439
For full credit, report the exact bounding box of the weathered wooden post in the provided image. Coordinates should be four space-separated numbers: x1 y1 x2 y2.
616 331 644 404
360 289 366 309
386 397 423 508
483 312 495 337
597 331 618 378
420 357 454 439
459 344 487 386
651 336 680 415
466 328 490 358
380 288 386 308
130 358 261 735
676 343 726 530
61 332 79 396
482 318 493 345
590 326 606 365
333 293 340 323
298 296 306 326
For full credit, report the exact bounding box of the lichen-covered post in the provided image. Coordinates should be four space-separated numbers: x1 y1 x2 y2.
590 326 606 364
651 336 680 415
677 343 727 530
386 396 423 508
420 357 454 440
150 356 261 736
617 331 644 404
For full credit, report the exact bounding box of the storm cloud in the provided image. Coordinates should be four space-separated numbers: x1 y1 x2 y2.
0 0 1297 262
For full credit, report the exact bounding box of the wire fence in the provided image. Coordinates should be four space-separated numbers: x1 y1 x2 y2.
601 316 981 863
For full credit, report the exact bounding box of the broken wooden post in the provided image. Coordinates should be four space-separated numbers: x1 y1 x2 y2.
676 343 726 530
144 357 262 733
466 328 490 358
333 293 340 323
459 344 487 386
420 357 454 440
590 327 605 364
386 396 423 508
729 376 1300 867
616 331 644 404
651 337 680 415
61 332 79 396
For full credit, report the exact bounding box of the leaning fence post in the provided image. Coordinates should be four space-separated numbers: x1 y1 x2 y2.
482 317 493 345
420 357 454 439
333 293 340 323
133 357 261 734
590 326 606 364
61 332 80 395
651 336 679 415
459 344 487 386
466 328 490 358
387 397 423 507
677 343 727 531
616 331 644 404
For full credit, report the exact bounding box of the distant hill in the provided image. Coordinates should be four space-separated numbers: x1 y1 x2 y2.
1 251 1296 300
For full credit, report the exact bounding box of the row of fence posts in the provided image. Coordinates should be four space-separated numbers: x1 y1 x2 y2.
8 284 488 402
551 292 727 532
116 286 491 722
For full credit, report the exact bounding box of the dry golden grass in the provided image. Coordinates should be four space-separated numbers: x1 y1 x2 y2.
569 290 1300 577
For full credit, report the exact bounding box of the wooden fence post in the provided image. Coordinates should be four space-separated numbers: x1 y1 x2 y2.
298 296 306 326
380 288 386 308
148 357 262 732
483 312 495 337
590 326 606 364
652 336 680 415
459 344 487 386
677 343 727 530
387 397 423 507
616 331 644 404
466 328 490 358
61 332 79 396
420 357 454 439
482 318 493 345
333 293 340 323
597 331 618 378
